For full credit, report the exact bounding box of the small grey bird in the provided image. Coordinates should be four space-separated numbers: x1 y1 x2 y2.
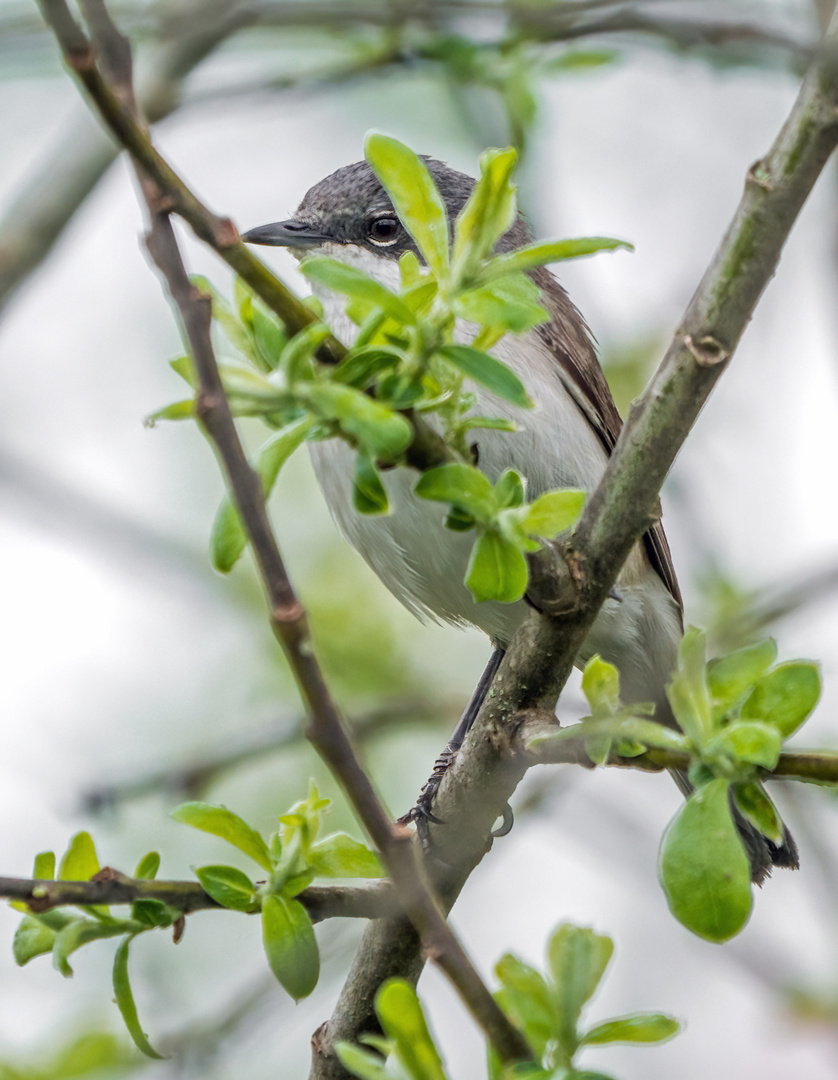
243 157 796 880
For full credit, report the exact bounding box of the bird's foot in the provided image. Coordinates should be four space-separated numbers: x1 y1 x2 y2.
397 744 514 849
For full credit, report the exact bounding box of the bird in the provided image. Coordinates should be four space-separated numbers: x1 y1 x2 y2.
242 156 797 882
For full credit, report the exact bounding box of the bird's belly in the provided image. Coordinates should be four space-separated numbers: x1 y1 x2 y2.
308 276 681 700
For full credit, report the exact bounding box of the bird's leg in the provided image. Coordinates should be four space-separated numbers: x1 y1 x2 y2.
399 647 508 839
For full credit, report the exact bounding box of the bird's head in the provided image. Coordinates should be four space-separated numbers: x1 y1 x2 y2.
241 157 529 264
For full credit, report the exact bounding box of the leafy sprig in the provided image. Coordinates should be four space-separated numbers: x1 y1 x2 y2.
336 924 679 1080
11 786 384 1057
531 633 821 942
149 135 629 605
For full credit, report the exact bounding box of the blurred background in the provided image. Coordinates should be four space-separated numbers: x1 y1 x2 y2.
2 0 838 1077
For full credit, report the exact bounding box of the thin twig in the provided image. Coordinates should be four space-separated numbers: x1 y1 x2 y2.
515 711 838 784
0 869 397 921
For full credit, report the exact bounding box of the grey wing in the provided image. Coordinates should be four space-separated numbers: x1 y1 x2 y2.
531 267 684 616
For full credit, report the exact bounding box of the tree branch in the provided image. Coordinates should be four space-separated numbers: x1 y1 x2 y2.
38 0 533 1065
0 869 397 921
515 709 838 783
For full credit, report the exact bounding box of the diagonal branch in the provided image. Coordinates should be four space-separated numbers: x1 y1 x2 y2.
38 0 532 1065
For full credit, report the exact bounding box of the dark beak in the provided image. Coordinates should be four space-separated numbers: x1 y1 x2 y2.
240 219 332 249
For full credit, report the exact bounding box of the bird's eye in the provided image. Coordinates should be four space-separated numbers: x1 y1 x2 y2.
368 216 400 245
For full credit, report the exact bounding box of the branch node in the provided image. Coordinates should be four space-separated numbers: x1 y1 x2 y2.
684 333 730 367
195 389 222 420
747 158 774 191
272 600 305 624
215 217 239 248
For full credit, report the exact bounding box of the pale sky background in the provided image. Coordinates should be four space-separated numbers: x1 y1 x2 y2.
2 3 838 1078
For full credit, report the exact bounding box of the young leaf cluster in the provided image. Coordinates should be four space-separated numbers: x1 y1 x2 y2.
658 629 819 942
415 463 584 603
532 632 820 943
12 834 174 1060
336 924 678 1080
172 782 383 1001
11 788 383 1058
492 923 678 1080
149 135 627 606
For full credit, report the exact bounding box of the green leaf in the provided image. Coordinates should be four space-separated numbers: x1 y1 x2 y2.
58 832 100 882
658 778 752 941
546 48 620 70
308 834 385 879
278 322 331 383
302 257 417 325
415 463 497 522
732 782 784 845
113 936 165 1059
581 657 621 713
353 452 390 515
335 1042 391 1080
130 899 176 929
210 416 313 573
438 345 533 409
306 382 413 461
53 918 126 977
365 133 450 278
251 302 288 370
169 354 196 388
261 894 319 1000
334 346 402 389
376 978 448 1080
195 865 258 911
400 250 423 289
466 530 528 603
171 802 273 872
134 852 160 881
13 916 56 966
452 146 518 280
483 237 633 281
741 662 821 738
494 953 556 1059
709 720 782 770
706 639 778 720
494 469 526 509
456 276 547 335
524 490 586 539
666 627 712 746
33 851 55 880
145 399 195 424
581 1012 680 1046
547 923 614 1051
460 415 517 434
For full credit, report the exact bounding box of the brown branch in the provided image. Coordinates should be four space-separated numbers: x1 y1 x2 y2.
0 869 397 921
38 0 532 1066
